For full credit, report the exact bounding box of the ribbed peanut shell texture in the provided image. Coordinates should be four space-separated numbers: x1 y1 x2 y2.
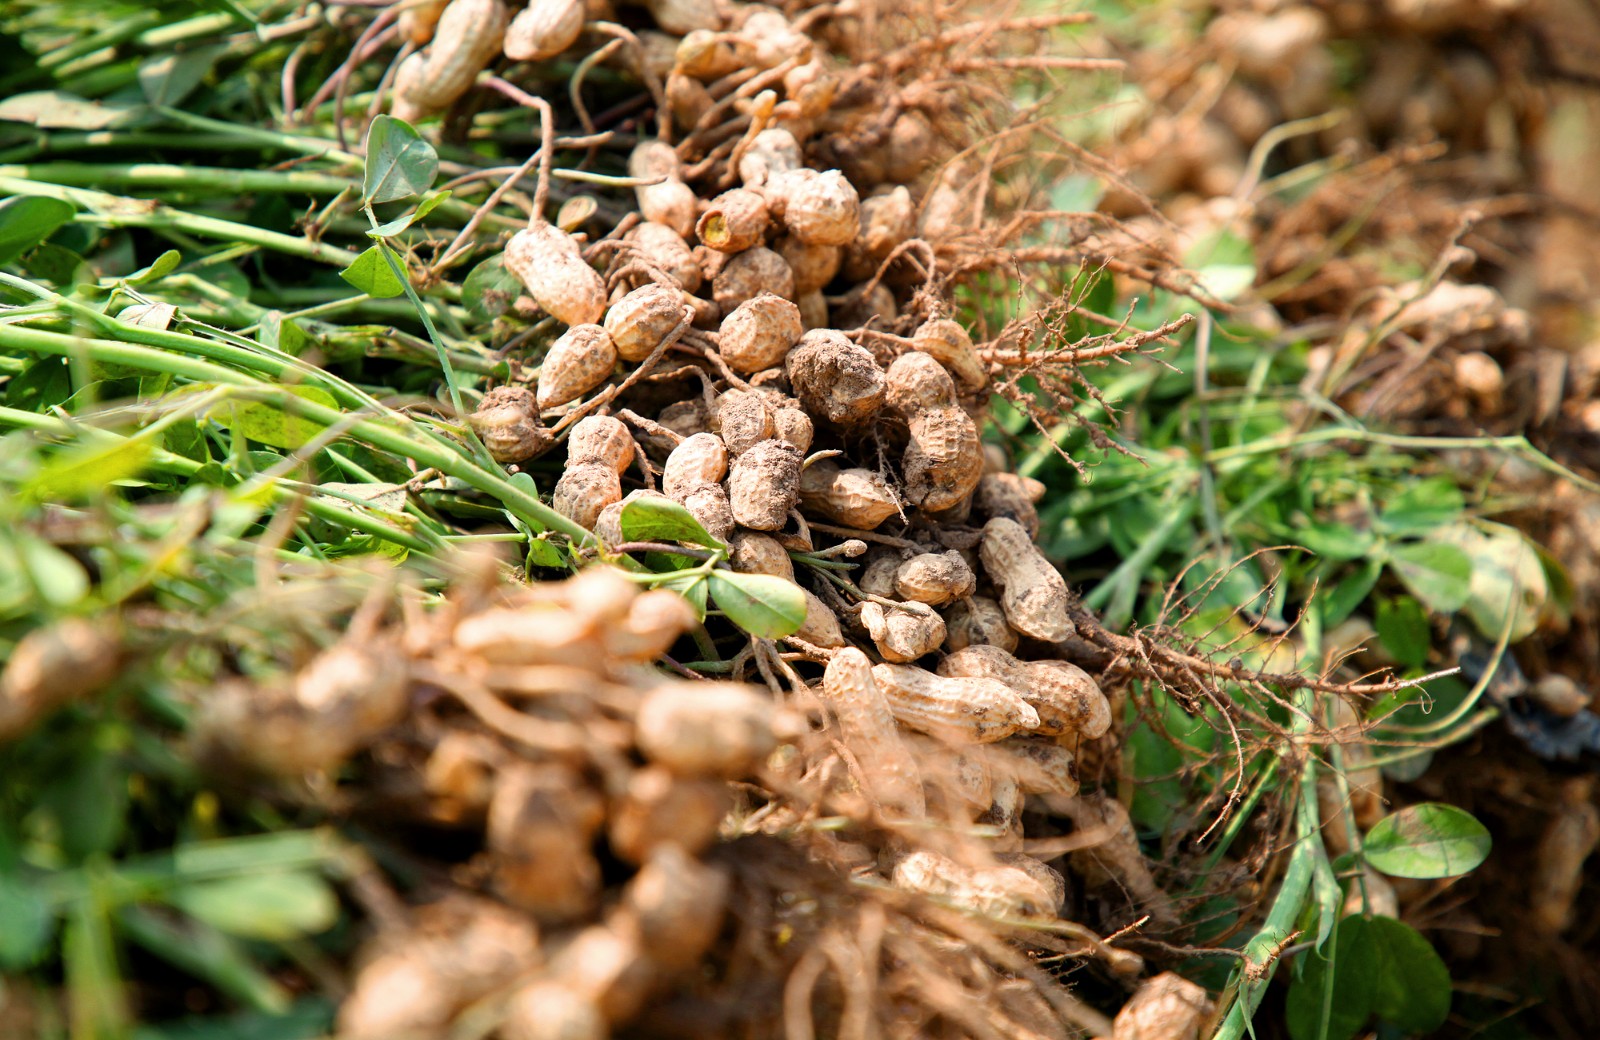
635 682 776 778
628 222 702 293
503 0 584 61
713 247 795 313
398 0 509 112
536 324 616 410
1022 660 1111 739
553 463 622 530
769 169 861 246
821 649 925 817
506 223 606 327
662 432 728 499
713 389 775 455
980 517 1074 642
565 414 634 472
604 283 685 362
798 462 899 529
718 293 802 374
894 552 977 606
871 664 1039 744
471 386 549 463
697 189 770 253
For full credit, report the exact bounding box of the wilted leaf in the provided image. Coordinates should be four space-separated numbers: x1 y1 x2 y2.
208 386 338 451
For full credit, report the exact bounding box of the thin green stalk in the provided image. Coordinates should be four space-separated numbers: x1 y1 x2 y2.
0 322 589 542
0 176 361 267
0 162 354 196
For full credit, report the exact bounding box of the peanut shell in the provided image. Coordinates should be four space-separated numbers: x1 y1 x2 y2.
696 188 770 253
506 222 607 327
786 330 886 430
980 518 1074 643
663 432 729 499
603 283 685 362
727 439 802 531
718 292 803 374
537 324 617 410
504 0 585 61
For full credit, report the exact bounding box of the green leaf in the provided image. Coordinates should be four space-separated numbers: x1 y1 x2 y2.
5 356 74 411
1184 226 1256 302
124 249 183 286
662 573 708 620
1386 542 1472 614
0 195 77 266
367 189 452 238
1374 595 1429 670
258 312 312 355
707 570 806 639
1319 558 1380 628
1450 522 1546 643
1375 477 1463 536
524 535 566 570
0 874 54 969
137 46 224 107
172 871 339 941
1364 803 1490 879
24 439 152 501
340 244 407 298
1285 914 1375 1040
16 532 89 607
362 115 438 205
463 254 523 322
1362 916 1453 1032
619 497 724 549
1296 521 1375 562
43 743 129 861
208 385 339 451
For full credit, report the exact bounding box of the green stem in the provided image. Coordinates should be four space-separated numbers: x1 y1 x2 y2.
0 162 353 196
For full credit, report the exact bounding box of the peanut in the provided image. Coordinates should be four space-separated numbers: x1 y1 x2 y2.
894 551 977 606
662 432 729 499
736 128 803 188
628 221 702 293
775 235 841 295
502 982 605 1040
395 0 509 115
887 352 983 512
566 414 634 473
536 324 617 410
1023 660 1111 739
605 589 696 661
859 553 903 598
470 386 551 463
553 463 622 531
718 292 803 374
771 398 814 453
1111 973 1213 1040
980 517 1074 642
678 481 735 541
644 0 721 34
891 851 1059 919
870 664 1039 743
728 530 794 581
765 168 861 247
798 461 899 529
943 595 1019 653
938 644 1028 692
398 0 449 45
727 439 802 531
786 329 886 430
712 388 776 455
911 318 988 393
696 188 770 253
635 681 776 778
860 601 947 663
983 736 1079 797
488 763 604 921
820 648 925 817
603 282 686 363
974 472 1045 539
906 732 993 810
712 246 796 313
503 0 585 61
506 222 607 327
629 142 697 239
622 844 730 970
607 765 730 864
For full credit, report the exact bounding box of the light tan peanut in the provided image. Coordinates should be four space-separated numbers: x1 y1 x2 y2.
398 0 449 44
666 71 712 128
453 604 596 667
635 681 776 778
607 765 730 864
536 324 617 410
894 551 977 606
983 736 1079 797
859 553 903 598
887 352 984 511
771 400 813 453
980 517 1074 642
628 221 701 293
786 329 886 430
739 7 810 67
820 648 925 817
796 588 847 647
718 292 803 374
604 589 696 661
871 664 1039 744
504 0 585 60
727 439 802 531
566 414 634 473
765 168 860 246
502 981 605 1040
656 397 711 439
736 128 803 187
662 432 729 499
912 318 988 392
506 222 607 327
628 142 697 238
796 289 829 330
843 186 914 281
775 235 841 295
975 472 1045 539
938 644 1028 692
603 283 685 362
713 246 795 313
696 188 769 253
1023 660 1111 739
712 389 776 455
644 0 721 34
728 530 794 581
562 565 639 625
799 461 899 529
470 386 551 463
397 0 509 113
553 462 621 530
943 595 1019 653
390 52 431 123
782 58 835 118
1111 973 1213 1040
906 732 992 810
488 763 605 922
860 601 946 663
891 851 1059 919
672 29 748 80
979 772 1025 851
549 921 655 1026
622 844 730 971
680 481 735 542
